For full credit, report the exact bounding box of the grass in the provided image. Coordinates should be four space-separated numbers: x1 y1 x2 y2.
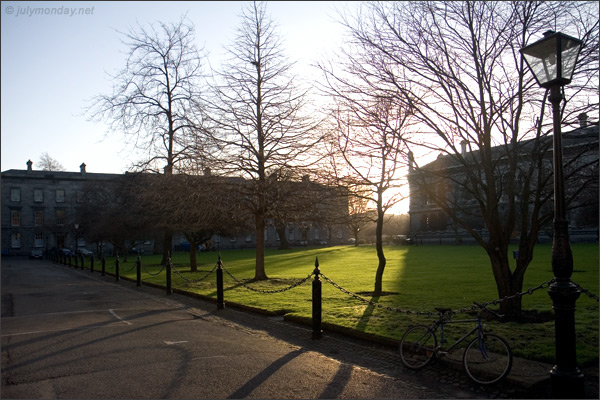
98 243 599 365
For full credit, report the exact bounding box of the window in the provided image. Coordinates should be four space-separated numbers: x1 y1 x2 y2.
11 210 20 227
56 189 65 203
56 209 65 225
34 189 44 203
11 233 21 248
10 188 21 202
34 210 44 227
245 234 252 242
35 233 44 248
288 228 295 240
76 191 84 203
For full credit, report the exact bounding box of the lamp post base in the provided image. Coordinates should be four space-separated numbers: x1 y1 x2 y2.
550 366 584 399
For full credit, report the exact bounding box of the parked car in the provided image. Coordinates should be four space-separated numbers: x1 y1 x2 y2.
58 248 72 256
77 248 93 256
30 249 43 259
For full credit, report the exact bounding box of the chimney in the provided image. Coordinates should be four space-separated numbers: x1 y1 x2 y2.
460 140 468 154
408 151 414 171
578 112 588 128
26 159 33 172
80 163 86 174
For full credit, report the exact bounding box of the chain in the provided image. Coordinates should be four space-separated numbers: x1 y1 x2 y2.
573 281 600 302
222 266 313 294
448 279 556 315
142 263 166 277
172 263 217 284
320 273 436 316
120 261 136 273
321 273 557 317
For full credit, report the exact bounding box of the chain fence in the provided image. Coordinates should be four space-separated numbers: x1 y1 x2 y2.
221 265 313 294
320 273 598 316
172 262 218 284
574 281 600 302
142 262 166 277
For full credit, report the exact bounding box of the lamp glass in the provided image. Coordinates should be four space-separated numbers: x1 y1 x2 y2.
522 35 558 86
521 32 582 88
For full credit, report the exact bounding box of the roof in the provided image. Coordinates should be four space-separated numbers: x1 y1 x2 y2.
413 124 599 173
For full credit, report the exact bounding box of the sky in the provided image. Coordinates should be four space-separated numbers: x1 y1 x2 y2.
1 0 412 214
1 1 350 174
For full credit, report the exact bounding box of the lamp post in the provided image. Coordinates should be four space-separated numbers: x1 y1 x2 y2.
521 30 584 398
74 223 79 256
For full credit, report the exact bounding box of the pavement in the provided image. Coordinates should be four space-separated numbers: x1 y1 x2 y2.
1 258 598 399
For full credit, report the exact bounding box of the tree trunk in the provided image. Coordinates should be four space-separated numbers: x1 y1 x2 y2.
276 221 289 250
189 243 197 272
373 202 386 296
254 213 268 280
489 252 524 317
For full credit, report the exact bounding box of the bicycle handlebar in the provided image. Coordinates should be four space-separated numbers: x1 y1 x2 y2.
473 302 503 319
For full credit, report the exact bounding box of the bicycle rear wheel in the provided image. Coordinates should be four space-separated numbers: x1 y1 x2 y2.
463 334 513 384
399 325 437 369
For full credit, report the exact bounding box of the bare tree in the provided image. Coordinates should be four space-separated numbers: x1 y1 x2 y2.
132 173 250 271
87 17 209 263
317 91 413 295
38 153 65 171
207 1 320 280
341 1 598 314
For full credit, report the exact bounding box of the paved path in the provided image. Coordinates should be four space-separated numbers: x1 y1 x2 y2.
1 259 597 398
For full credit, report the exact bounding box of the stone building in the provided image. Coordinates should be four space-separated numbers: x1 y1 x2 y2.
1 161 122 257
2 161 350 257
408 115 599 245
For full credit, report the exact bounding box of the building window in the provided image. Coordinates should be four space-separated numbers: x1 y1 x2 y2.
314 229 320 240
35 233 44 248
11 210 21 227
56 189 65 203
289 228 295 240
245 234 252 242
34 210 44 227
76 191 84 203
56 209 65 225
10 188 21 202
34 189 44 203
11 233 21 248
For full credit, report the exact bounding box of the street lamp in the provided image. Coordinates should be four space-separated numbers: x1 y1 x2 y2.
521 30 584 399
74 223 79 256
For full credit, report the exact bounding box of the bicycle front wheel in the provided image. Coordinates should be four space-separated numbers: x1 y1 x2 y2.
463 334 513 384
399 325 437 369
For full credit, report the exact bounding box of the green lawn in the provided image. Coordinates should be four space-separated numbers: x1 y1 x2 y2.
99 243 599 365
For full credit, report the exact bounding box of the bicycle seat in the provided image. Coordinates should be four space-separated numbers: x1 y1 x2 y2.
435 307 452 313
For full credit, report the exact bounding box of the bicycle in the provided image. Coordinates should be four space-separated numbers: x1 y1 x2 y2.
399 302 513 385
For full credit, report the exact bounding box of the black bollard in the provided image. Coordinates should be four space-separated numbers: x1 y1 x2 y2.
68 254 72 268
80 255 84 270
101 256 106 276
166 257 173 295
312 257 323 339
115 255 120 281
216 254 224 309
136 255 141 287
90 255 94 273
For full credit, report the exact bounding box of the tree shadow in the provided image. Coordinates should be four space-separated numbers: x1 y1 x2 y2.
318 362 354 399
227 348 305 398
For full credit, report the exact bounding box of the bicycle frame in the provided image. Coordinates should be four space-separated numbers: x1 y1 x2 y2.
435 316 484 354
